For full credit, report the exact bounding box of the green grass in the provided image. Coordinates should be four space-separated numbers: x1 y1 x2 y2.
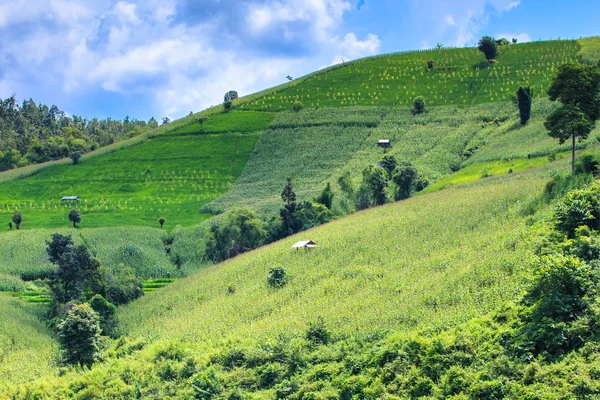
0 294 57 388
168 111 276 135
423 152 571 193
238 40 579 111
119 163 561 344
0 133 259 229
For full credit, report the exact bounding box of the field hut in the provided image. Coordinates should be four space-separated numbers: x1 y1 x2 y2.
292 240 318 251
377 139 391 148
61 196 81 204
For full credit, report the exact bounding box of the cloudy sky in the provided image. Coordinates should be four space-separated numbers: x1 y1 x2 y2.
0 0 598 121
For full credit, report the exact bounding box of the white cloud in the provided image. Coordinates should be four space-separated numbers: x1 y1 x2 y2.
444 15 455 25
333 32 381 63
494 32 531 43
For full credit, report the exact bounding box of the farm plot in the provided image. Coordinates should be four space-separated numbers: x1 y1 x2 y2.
167 111 276 136
0 133 260 229
238 40 580 111
119 161 558 344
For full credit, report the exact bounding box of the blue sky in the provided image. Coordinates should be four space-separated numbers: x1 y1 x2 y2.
0 0 597 121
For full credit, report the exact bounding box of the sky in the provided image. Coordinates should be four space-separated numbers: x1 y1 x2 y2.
0 0 598 121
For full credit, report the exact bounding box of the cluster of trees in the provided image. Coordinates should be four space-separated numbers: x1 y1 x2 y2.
339 155 428 210
46 234 144 366
205 179 334 262
0 96 157 172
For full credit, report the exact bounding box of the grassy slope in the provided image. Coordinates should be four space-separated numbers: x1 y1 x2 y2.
239 40 579 110
0 294 57 385
0 133 259 229
119 162 560 344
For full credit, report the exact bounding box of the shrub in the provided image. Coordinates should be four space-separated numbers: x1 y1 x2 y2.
516 86 533 125
292 101 303 112
71 151 81 165
223 101 232 113
268 267 288 288
57 303 102 367
89 294 117 337
0 273 26 292
190 367 222 400
12 210 22 229
427 60 434 69
313 182 334 209
158 217 166 228
412 98 426 115
68 209 81 228
306 317 330 345
555 187 600 237
574 153 600 175
104 265 144 306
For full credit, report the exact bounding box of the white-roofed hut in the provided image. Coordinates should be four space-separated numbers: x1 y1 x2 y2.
292 240 318 251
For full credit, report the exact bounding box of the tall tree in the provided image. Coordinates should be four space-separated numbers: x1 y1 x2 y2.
68 209 81 228
280 177 301 236
478 36 498 62
314 182 334 209
546 64 600 172
516 86 533 125
11 211 22 230
545 105 594 173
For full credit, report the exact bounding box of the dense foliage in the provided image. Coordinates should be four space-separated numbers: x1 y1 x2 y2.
0 96 155 171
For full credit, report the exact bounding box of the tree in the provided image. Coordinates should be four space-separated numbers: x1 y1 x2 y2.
8 222 12 230
427 60 434 69
361 166 388 207
68 209 81 228
547 64 600 122
545 105 594 173
11 211 22 230
392 163 428 200
224 91 238 102
197 117 209 132
88 294 117 337
512 38 518 44
516 86 533 125
268 267 288 288
49 244 102 305
280 177 301 236
162 117 171 125
46 233 74 264
103 265 144 306
478 36 498 62
148 117 159 128
205 208 267 262
158 217 165 228
223 100 232 113
314 182 334 209
57 303 102 367
412 98 426 115
286 75 294 81
71 151 81 165
554 187 600 237
379 155 398 179
436 43 443 50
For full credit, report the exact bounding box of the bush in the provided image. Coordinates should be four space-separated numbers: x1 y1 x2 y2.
412 98 426 115
190 367 222 400
104 265 144 306
555 187 600 237
306 317 330 345
268 267 288 288
516 86 533 125
427 60 434 69
0 273 26 292
89 294 117 337
71 151 81 165
574 153 600 175
292 101 303 112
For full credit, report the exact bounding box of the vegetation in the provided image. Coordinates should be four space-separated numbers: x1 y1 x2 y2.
516 86 533 125
478 36 499 62
0 96 154 172
57 303 102 367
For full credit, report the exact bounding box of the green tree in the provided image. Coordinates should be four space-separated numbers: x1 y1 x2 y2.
280 177 301 236
545 105 594 173
46 233 74 264
89 294 117 337
555 187 600 237
268 267 288 288
11 211 22 230
48 244 102 305
71 151 81 165
158 216 165 228
392 163 428 200
57 303 102 367
547 63 600 122
196 117 208 132
516 86 533 125
223 100 232 113
478 36 498 61
379 155 398 178
361 166 388 207
103 264 144 306
68 209 81 228
314 182 334 209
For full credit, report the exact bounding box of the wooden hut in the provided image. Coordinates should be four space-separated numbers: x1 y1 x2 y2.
292 240 318 251
377 139 391 148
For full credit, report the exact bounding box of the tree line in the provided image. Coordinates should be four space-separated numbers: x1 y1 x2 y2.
0 96 158 172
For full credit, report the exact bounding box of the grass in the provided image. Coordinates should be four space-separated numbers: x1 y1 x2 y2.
0 293 57 388
238 40 579 111
0 133 259 229
119 163 561 344
167 111 276 135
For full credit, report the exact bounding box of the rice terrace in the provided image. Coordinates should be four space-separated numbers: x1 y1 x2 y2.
1 2 600 398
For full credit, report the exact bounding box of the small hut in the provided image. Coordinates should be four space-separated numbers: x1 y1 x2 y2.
61 196 81 204
377 139 391 148
292 240 318 251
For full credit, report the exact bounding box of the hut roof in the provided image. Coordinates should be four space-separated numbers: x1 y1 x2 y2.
61 196 81 201
292 240 318 248
378 139 390 144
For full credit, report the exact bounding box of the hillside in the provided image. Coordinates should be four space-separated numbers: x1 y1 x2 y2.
1 36 600 397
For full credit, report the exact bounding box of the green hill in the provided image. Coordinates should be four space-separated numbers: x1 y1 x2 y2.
1 37 600 397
